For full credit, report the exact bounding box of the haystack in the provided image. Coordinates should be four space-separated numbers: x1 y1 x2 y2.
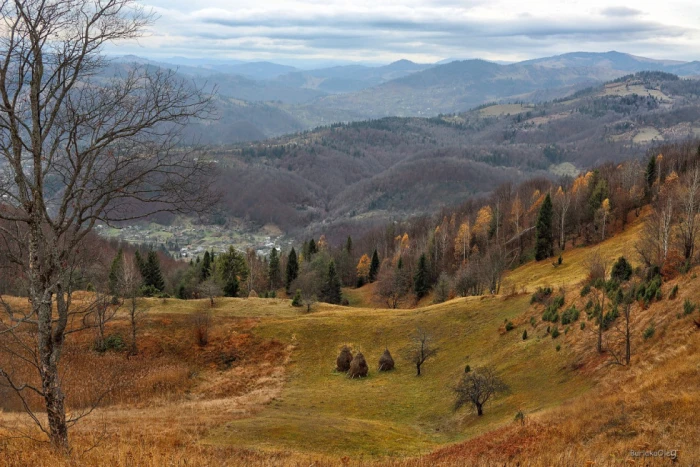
248 289 258 298
336 346 353 372
347 352 369 378
378 348 395 371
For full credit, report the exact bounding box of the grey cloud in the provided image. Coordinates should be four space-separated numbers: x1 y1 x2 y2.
601 7 642 17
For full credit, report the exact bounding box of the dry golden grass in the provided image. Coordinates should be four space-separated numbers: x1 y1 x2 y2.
1 216 699 465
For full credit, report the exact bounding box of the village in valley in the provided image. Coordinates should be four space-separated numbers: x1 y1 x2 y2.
95 219 289 259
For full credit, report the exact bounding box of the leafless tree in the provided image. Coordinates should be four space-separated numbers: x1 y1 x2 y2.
191 309 212 347
0 0 214 450
636 195 674 268
197 278 222 308
375 260 410 308
608 285 635 366
120 256 144 355
404 327 438 376
453 366 508 416
585 251 608 354
676 166 700 261
85 292 118 352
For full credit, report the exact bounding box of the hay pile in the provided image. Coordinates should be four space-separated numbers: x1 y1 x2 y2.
378 348 395 371
336 346 353 372
248 290 258 298
347 352 369 378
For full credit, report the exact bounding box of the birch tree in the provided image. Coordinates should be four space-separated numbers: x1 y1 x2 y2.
0 0 214 450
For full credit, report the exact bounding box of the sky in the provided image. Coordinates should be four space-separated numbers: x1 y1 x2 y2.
110 0 700 66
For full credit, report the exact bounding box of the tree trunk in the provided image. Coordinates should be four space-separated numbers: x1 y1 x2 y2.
598 290 604 354
476 403 483 416
416 362 421 376
625 306 631 366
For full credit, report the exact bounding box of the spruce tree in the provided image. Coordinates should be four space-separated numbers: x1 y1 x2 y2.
345 236 352 253
223 274 239 297
108 248 124 296
285 248 299 292
134 250 147 279
308 239 317 257
414 253 429 299
645 155 657 193
369 249 380 282
200 251 212 281
268 247 281 291
145 251 165 292
535 193 554 261
321 260 343 304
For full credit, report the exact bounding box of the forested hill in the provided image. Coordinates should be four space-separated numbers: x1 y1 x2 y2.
204 72 700 238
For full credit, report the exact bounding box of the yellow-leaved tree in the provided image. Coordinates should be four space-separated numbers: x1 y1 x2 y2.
356 254 371 282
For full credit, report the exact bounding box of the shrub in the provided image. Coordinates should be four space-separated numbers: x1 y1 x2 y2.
96 333 126 353
643 323 655 340
611 256 633 282
522 330 528 340
529 316 536 327
580 322 585 330
683 299 697 316
530 286 553 304
561 306 580 325
551 327 560 339
341 298 350 306
291 289 303 307
580 284 591 297
139 284 160 297
556 344 561 352
505 321 514 332
669 284 679 300
192 310 212 347
603 306 619 330
464 365 471 373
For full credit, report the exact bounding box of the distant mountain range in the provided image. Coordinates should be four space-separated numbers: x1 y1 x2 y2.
110 51 700 143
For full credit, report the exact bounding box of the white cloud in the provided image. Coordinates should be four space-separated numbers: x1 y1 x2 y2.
107 0 700 63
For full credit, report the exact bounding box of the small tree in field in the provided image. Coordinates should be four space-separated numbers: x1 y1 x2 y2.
535 193 554 261
405 327 438 376
454 366 508 416
121 256 146 355
198 278 223 307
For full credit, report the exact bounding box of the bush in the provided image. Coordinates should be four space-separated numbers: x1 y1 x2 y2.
603 306 619 330
611 256 633 282
529 316 536 327
464 365 471 373
561 306 580 325
683 299 697 316
669 284 679 300
643 323 655 340
556 344 561 352
580 284 591 297
530 286 553 304
580 322 586 330
522 330 528 340
97 333 126 353
551 327 560 339
291 289 303 307
192 310 212 347
140 284 160 297
505 321 514 332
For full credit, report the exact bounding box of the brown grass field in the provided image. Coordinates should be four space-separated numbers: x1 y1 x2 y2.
1 215 699 466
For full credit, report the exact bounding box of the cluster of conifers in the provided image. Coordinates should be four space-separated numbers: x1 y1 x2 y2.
336 346 394 378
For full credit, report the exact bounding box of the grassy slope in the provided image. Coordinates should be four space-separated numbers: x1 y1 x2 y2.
204 294 590 457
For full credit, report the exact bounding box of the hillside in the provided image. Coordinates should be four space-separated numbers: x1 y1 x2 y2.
204 72 700 237
2 214 698 465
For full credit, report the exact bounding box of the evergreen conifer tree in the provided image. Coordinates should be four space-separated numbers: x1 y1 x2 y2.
268 248 281 291
108 248 124 296
535 193 554 261
414 254 429 299
145 251 165 291
321 260 342 304
369 249 380 282
285 248 299 292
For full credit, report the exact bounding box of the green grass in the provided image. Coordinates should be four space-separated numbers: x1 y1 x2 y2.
202 295 590 457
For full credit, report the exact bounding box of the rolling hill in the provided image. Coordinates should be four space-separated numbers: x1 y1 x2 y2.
205 72 700 237
3 211 698 465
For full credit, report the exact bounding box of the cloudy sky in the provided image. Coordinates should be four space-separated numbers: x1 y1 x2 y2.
111 0 700 66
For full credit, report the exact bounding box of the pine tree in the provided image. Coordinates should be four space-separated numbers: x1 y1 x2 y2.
200 251 212 281
369 249 380 282
414 253 429 299
223 274 239 297
308 239 317 257
134 250 147 279
321 260 342 304
108 248 124 296
285 248 299 292
535 193 554 261
145 251 165 291
345 236 352 253
645 155 657 193
268 247 281 291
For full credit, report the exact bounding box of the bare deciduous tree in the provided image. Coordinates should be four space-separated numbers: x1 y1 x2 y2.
0 0 214 450
405 327 438 376
120 256 144 355
677 166 700 261
453 366 508 416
